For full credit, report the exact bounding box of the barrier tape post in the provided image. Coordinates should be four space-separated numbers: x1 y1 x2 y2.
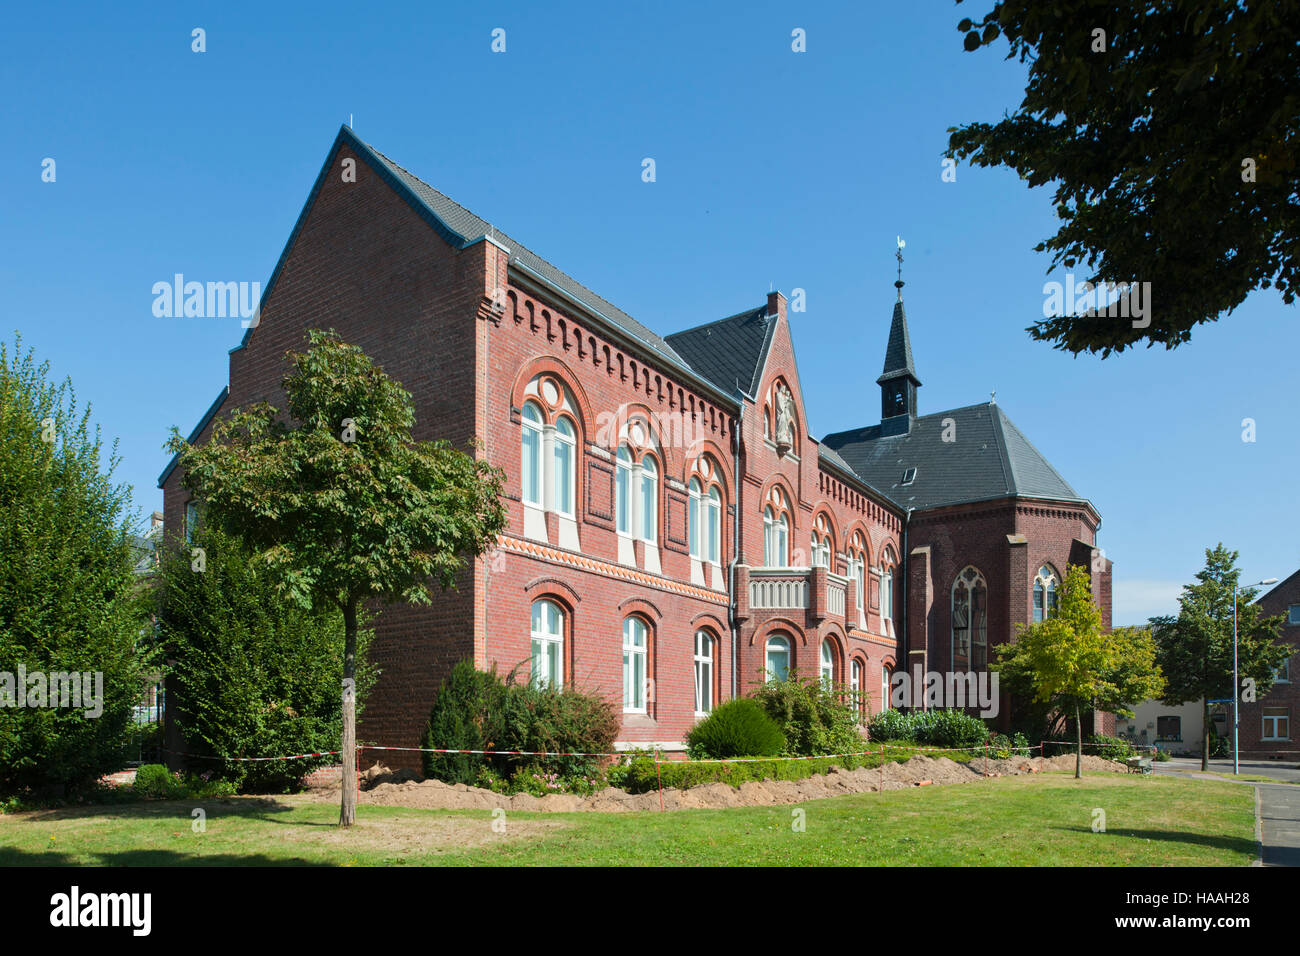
655 748 664 812
983 736 989 777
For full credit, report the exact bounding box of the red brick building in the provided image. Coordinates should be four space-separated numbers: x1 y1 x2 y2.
1241 571 1300 758
160 127 1113 762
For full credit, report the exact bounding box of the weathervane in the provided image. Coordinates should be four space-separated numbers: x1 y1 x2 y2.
895 236 906 300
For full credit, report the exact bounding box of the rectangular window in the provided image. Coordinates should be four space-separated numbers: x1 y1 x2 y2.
1156 715 1181 741
521 428 541 506
185 501 200 546
694 635 713 715
706 499 719 564
1263 707 1290 741
688 493 699 558
1278 657 1291 684
1289 605 1300 626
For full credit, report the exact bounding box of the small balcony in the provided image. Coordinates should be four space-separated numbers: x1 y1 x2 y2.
739 566 856 626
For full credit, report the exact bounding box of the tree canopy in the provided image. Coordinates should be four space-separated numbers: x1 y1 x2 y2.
947 0 1299 356
1150 543 1287 770
166 329 506 823
995 564 1163 776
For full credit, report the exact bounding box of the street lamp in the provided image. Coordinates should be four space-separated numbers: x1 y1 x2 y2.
1233 576 1278 775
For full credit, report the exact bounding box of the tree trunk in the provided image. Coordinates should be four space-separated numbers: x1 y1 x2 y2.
340 596 358 827
1074 701 1082 779
1200 697 1210 772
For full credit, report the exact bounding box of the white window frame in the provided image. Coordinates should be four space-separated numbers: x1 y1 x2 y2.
705 486 721 564
521 402 544 508
880 565 893 629
530 599 563 689
881 666 891 711
639 456 657 544
623 617 648 713
552 415 576 517
766 635 790 682
616 445 632 535
820 640 835 686
694 630 714 715
1262 709 1290 742
1033 565 1059 623
688 478 702 559
850 659 862 718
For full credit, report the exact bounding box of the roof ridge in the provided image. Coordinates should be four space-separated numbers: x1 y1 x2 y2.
665 304 767 341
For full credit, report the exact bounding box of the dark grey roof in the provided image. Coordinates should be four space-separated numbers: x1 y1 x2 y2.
877 299 920 386
359 135 685 367
663 305 773 397
821 402 1087 512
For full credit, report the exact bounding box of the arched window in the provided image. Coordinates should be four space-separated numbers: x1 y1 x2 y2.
766 634 790 682
705 486 721 564
688 478 702 559
616 445 632 535
521 401 543 507
639 456 657 544
530 599 563 689
952 567 988 670
623 617 648 712
881 665 891 711
1033 564 1059 623
553 416 575 516
763 487 791 567
850 659 863 719
820 639 836 686
848 531 868 612
812 514 833 568
880 547 896 631
763 507 776 566
694 630 714 715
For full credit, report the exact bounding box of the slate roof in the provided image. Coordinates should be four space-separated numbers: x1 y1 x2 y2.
821 402 1086 512
877 299 920 386
663 305 773 397
358 133 687 368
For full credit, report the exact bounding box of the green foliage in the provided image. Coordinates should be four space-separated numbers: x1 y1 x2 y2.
1085 734 1136 762
750 671 866 756
995 565 1164 775
131 764 237 800
947 2 1299 356
986 732 1033 758
867 708 990 750
686 698 786 759
1154 749 1171 762
166 329 508 614
0 335 156 794
1151 545 1288 769
422 659 619 787
614 748 948 794
155 524 373 791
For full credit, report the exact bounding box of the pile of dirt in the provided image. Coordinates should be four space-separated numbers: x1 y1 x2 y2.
304 752 1126 813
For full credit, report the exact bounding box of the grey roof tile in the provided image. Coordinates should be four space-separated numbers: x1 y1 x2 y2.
821 402 1085 511
663 305 772 397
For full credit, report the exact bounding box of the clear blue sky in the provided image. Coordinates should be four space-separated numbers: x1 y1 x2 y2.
3 1 1294 623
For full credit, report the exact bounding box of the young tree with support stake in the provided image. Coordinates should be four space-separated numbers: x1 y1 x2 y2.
994 565 1164 778
166 330 506 825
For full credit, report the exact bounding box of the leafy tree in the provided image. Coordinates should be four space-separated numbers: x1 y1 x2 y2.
166 330 506 824
751 670 865 756
947 1 1299 356
0 335 155 794
994 565 1164 777
1150 544 1288 771
156 523 375 792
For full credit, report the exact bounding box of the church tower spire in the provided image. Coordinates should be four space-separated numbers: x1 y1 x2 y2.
877 238 921 432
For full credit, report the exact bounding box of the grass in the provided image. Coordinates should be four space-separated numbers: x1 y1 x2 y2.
0 772 1256 867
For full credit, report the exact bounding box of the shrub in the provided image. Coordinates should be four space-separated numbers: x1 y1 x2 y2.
156 524 375 793
422 659 620 787
0 336 157 795
986 732 1032 758
867 708 990 750
1086 733 1136 762
686 698 786 758
750 671 866 756
133 764 186 800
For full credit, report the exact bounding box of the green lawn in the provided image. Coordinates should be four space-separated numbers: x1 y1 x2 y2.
0 772 1256 866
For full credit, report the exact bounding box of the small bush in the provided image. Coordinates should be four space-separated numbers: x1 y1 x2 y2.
1085 733 1136 762
750 671 866 756
422 658 619 788
867 708 989 750
133 764 186 800
1154 749 1171 762
986 732 1032 758
686 698 786 759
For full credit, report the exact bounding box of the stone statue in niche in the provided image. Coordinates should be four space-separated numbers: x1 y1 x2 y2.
774 383 795 455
